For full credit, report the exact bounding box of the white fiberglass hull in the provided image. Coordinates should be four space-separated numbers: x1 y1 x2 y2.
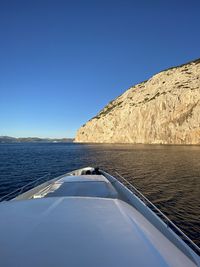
0 167 199 267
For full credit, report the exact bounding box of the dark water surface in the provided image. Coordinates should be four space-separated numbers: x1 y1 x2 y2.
0 143 199 246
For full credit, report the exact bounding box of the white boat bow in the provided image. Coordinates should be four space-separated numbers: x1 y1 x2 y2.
0 167 199 267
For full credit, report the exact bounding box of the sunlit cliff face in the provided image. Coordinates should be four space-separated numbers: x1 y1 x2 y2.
75 59 200 144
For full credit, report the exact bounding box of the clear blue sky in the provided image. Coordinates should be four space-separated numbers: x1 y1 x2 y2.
0 0 200 138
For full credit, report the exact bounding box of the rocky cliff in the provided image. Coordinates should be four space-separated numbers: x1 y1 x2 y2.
75 59 200 144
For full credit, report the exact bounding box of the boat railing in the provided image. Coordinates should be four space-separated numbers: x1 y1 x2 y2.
0 173 51 202
114 171 200 256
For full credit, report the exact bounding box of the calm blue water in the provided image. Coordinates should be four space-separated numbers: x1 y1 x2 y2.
0 143 200 246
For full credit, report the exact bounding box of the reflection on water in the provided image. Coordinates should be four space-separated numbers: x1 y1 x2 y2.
0 143 200 245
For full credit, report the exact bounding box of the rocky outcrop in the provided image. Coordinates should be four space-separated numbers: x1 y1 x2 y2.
75 59 200 144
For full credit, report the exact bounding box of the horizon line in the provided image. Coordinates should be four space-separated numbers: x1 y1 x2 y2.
0 135 75 139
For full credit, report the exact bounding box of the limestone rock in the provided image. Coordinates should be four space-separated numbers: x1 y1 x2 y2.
75 59 200 144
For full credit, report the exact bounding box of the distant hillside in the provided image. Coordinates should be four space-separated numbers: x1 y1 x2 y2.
0 136 74 143
75 58 200 144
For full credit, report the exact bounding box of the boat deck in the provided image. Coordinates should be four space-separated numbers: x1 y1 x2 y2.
0 196 196 267
0 168 199 267
33 175 119 199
